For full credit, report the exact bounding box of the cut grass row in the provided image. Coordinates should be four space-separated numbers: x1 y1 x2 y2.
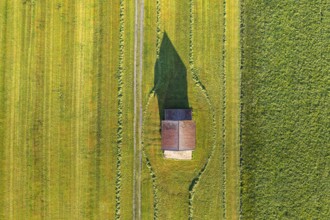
116 0 135 219
115 0 125 218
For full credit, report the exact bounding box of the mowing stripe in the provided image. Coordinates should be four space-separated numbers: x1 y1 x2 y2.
189 1 226 218
141 0 162 218
8 4 16 219
1 1 121 218
94 1 102 218
9 3 24 218
188 0 219 219
0 0 8 218
25 6 33 215
45 1 52 218
224 0 241 218
74 1 84 218
133 0 138 217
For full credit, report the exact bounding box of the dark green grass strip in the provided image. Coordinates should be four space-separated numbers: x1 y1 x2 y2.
241 0 330 219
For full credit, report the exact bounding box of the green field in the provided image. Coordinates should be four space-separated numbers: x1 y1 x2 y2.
1 0 328 219
0 1 135 219
241 0 330 219
141 0 227 219
1 0 242 219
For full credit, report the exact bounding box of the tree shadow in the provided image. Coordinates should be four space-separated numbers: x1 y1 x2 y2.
154 32 190 123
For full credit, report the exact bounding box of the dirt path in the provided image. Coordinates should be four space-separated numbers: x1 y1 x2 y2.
133 0 138 217
138 0 144 219
133 0 144 219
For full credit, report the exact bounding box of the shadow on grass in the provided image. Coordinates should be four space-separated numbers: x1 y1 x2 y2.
154 32 190 122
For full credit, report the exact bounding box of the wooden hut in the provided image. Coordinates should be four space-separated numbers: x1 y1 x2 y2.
161 109 196 160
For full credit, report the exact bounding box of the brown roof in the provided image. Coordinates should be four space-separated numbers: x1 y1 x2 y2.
162 120 196 151
161 121 179 150
165 109 192 120
178 121 196 150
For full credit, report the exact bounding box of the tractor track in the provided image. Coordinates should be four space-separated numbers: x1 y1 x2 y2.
133 0 144 219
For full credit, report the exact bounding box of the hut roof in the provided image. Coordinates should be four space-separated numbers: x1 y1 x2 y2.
178 121 196 150
161 121 179 151
161 120 196 151
165 109 192 120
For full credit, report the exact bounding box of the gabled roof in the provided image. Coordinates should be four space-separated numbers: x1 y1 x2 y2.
161 121 179 151
161 120 196 151
178 121 196 150
165 109 192 120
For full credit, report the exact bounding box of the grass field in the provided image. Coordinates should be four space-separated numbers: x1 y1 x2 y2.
0 0 243 219
3 0 327 219
224 0 241 218
141 0 235 219
241 0 330 219
0 1 135 219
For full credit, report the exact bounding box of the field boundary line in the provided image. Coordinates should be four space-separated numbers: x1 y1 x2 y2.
133 0 138 217
75 1 88 218
138 0 144 219
239 0 245 217
222 0 227 218
27 3 35 218
0 1 8 218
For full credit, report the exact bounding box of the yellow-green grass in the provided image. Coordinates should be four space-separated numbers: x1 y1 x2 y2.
191 0 225 219
0 1 134 219
141 156 155 220
0 0 242 219
224 0 241 219
0 1 5 217
140 0 158 219
119 0 135 219
141 0 226 219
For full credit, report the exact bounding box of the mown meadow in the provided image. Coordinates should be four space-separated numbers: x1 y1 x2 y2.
241 0 330 219
0 1 135 219
141 0 228 219
2 0 327 219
